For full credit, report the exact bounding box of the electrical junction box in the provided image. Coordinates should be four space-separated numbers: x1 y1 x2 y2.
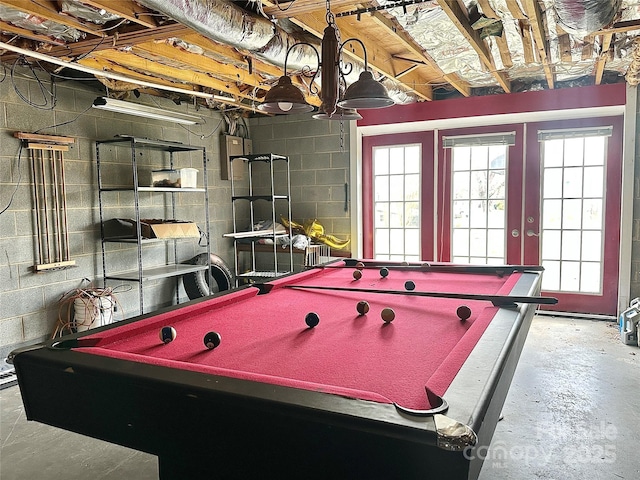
220 135 252 180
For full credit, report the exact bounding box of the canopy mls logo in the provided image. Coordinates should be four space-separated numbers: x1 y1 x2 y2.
464 421 618 468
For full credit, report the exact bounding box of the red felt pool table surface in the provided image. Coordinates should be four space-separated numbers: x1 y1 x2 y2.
80 263 521 411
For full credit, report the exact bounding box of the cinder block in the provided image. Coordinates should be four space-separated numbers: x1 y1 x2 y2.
250 126 273 143
314 135 342 153
1 285 44 317
19 261 67 289
3 232 34 263
293 202 318 220
317 201 347 218
22 310 58 342
316 168 347 185
0 315 25 348
285 136 315 155
0 265 18 292
6 103 55 133
0 211 16 238
301 153 331 170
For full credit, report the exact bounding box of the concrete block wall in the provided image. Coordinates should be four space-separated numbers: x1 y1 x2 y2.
246 113 352 244
0 66 236 358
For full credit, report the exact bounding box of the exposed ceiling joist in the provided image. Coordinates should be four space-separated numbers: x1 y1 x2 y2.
26 23 191 60
437 0 511 93
595 33 614 85
0 0 635 115
521 0 555 89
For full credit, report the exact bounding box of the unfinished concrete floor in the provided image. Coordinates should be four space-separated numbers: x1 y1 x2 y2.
1 316 639 480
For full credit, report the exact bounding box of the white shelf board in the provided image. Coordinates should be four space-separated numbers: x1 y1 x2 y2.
105 264 207 282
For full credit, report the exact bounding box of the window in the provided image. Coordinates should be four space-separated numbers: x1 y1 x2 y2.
450 145 507 264
373 144 421 261
539 129 609 293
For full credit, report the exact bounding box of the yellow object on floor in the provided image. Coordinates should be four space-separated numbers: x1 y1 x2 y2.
281 218 350 250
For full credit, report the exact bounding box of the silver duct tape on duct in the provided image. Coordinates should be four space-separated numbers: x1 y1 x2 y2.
138 0 416 104
554 0 622 35
140 0 272 51
60 0 121 24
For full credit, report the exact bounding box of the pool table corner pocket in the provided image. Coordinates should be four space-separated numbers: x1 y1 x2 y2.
433 413 478 452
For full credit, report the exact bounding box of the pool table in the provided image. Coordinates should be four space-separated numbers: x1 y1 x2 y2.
10 260 546 480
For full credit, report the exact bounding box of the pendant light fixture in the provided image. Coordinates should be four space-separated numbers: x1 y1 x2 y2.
259 0 394 117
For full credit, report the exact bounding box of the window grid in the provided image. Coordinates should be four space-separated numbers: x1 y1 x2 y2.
540 136 606 294
450 145 507 265
373 144 421 262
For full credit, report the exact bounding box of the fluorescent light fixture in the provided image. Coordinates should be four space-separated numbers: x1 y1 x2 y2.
92 97 204 125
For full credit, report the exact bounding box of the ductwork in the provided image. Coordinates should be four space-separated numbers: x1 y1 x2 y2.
136 0 416 103
135 0 323 72
553 0 622 36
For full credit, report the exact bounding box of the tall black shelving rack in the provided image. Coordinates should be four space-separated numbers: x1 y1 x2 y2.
96 136 211 315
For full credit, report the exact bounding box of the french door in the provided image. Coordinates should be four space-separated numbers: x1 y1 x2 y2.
438 125 525 266
523 118 623 315
363 117 623 316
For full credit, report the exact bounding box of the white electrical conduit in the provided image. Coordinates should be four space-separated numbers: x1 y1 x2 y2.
0 41 215 99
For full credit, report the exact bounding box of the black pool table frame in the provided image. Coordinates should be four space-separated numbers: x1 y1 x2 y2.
10 267 542 480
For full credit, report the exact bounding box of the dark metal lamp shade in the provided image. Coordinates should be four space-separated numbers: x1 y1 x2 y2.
338 71 395 109
258 76 314 114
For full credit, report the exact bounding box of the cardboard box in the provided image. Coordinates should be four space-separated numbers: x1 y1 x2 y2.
103 218 200 240
142 219 200 239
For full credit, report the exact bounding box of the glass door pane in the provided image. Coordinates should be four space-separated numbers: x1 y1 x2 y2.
451 145 507 264
540 136 606 294
372 144 421 261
